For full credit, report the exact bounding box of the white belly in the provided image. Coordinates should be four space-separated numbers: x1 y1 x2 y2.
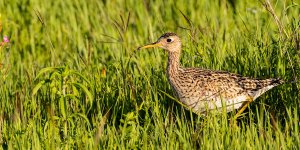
180 95 249 114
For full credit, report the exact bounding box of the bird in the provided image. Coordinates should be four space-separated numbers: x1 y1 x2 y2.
138 32 284 118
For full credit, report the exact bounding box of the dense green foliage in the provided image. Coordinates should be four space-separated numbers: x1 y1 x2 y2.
0 0 299 149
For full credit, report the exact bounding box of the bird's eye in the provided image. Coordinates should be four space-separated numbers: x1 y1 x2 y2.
166 38 172 43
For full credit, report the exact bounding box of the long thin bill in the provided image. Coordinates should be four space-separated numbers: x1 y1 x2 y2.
137 42 161 50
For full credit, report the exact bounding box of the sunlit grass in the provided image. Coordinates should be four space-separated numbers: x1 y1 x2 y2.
0 0 299 149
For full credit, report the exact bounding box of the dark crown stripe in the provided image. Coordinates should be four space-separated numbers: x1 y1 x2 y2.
160 32 177 38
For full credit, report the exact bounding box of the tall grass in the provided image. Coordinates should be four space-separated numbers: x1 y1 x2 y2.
0 0 299 149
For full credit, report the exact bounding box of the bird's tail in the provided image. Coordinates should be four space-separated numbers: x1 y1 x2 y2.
270 78 285 86
249 78 284 99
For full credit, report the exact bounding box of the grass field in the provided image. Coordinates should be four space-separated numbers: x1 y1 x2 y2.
0 0 300 149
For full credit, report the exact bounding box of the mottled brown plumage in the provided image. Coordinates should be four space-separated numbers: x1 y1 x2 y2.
138 32 284 115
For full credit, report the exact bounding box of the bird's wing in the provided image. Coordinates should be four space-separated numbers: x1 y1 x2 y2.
189 69 246 99
189 68 284 99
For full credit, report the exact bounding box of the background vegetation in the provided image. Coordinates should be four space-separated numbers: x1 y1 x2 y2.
0 0 299 149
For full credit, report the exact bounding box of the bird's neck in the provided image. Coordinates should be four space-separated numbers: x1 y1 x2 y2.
167 51 181 75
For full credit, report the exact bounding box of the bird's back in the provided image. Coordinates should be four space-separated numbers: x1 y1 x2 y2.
167 68 284 114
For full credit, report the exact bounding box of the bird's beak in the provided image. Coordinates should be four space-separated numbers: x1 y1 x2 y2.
137 42 162 50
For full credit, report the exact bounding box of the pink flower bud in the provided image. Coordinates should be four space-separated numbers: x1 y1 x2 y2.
3 36 9 43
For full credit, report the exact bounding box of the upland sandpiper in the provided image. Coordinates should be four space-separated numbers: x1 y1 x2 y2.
138 32 284 118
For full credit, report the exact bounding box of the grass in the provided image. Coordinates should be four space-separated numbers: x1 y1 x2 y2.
0 0 300 149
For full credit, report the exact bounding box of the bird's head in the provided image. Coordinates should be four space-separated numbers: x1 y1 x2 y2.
138 32 181 53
